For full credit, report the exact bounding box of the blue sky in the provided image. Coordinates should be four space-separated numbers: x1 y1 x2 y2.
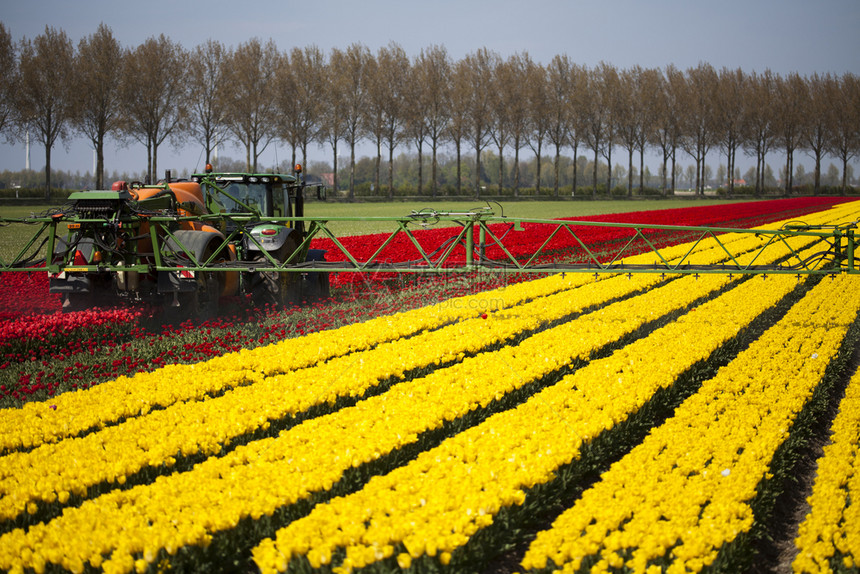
1 0 859 177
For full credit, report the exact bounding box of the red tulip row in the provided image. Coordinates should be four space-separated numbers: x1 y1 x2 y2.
0 276 511 407
0 272 61 318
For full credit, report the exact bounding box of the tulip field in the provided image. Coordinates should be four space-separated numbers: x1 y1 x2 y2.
1 197 859 574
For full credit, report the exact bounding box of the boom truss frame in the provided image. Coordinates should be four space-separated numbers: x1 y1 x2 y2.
1 207 856 277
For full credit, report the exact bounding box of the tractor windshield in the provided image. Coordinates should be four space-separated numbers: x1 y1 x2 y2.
215 182 262 213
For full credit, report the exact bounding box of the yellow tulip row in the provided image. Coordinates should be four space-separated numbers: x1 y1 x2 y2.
6 198 852 455
0 269 650 523
0 267 592 454
0 273 685 574
251 252 826 573
520 274 860 574
0 204 852 570
0 214 826 573
2 200 850 457
0 252 744 567
792 369 860 573
0 216 821 526
0 210 803 516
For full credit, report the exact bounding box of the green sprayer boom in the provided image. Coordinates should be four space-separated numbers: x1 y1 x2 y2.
2 205 856 279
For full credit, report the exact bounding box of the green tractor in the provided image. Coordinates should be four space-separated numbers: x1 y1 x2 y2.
48 164 329 318
191 165 330 307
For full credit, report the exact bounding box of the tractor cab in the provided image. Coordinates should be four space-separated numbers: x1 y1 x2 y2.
190 170 297 219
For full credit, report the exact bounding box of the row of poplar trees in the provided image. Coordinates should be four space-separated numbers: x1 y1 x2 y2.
0 22 857 199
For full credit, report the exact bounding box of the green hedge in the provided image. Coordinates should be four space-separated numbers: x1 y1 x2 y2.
0 188 74 204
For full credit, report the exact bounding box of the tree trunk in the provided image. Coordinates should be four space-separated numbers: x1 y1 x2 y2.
605 145 612 193
755 146 762 196
627 148 634 197
331 141 339 199
474 140 482 198
455 141 462 195
553 145 561 197
498 144 505 194
205 137 212 167
431 139 438 198
375 140 382 197
387 142 395 200
813 153 821 196
695 154 702 196
661 149 668 196
417 142 424 197
44 146 52 200
670 147 676 195
513 137 521 197
96 132 105 190
349 141 356 201
146 139 152 184
727 146 735 197
153 143 159 184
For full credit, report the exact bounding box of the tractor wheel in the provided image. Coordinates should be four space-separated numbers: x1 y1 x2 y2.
174 250 225 322
61 275 116 313
316 271 331 299
249 237 300 308
62 292 96 313
298 249 330 303
303 270 331 302
56 238 109 313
